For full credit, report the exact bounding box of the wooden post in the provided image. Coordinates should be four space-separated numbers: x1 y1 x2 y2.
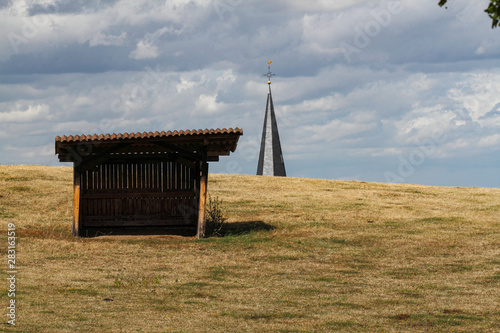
72 163 81 237
196 154 208 239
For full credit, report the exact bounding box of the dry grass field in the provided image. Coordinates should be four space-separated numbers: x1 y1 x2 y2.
1 165 499 332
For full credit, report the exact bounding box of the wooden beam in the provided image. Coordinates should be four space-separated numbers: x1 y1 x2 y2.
82 190 195 199
72 163 81 237
151 141 202 161
82 215 190 227
79 143 133 169
196 151 209 239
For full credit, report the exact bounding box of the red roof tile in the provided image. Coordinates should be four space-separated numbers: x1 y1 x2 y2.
55 128 243 143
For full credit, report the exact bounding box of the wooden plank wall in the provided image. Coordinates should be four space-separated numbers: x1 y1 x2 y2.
80 160 197 228
72 164 81 236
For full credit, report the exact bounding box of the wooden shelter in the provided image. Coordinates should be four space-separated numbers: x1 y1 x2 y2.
55 128 243 238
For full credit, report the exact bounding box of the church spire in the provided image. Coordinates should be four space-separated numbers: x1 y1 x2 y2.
257 61 286 177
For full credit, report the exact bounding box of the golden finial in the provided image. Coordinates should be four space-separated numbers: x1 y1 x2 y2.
264 60 275 85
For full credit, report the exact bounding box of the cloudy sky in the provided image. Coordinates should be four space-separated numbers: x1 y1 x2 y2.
1 0 499 188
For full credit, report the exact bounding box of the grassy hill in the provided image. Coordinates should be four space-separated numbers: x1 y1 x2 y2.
1 165 499 332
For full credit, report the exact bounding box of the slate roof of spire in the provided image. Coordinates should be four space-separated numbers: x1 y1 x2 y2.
257 85 286 177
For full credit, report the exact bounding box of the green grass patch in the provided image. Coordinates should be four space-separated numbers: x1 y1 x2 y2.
313 276 337 282
3 176 31 181
22 226 74 239
398 289 423 298
207 265 232 281
60 287 98 296
401 189 425 194
7 185 33 192
182 281 210 288
268 255 300 262
445 263 474 272
326 320 360 328
111 271 162 288
329 301 368 309
337 269 359 275
228 311 304 320
482 271 500 284
387 267 424 279
46 253 82 260
391 312 484 327
384 220 402 227
0 207 15 218
419 216 463 223
290 287 322 296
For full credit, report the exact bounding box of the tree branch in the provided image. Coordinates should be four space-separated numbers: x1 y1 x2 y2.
439 0 500 28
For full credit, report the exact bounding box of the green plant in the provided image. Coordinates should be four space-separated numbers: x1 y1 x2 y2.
205 195 227 237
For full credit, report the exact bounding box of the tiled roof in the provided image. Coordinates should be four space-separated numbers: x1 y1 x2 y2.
55 128 243 143
55 128 243 163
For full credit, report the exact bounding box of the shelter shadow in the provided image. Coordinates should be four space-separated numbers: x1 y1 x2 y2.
80 221 275 238
81 226 197 238
217 220 275 236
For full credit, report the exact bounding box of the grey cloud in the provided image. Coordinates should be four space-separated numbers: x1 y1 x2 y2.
0 1 13 10
27 0 120 16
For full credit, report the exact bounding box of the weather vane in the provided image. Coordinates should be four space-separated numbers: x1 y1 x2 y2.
263 60 276 85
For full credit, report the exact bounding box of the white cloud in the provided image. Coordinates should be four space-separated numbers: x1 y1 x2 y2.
371 148 403 157
475 46 486 55
448 73 500 122
129 25 182 59
73 96 94 107
216 69 236 90
129 40 159 59
0 104 51 123
301 116 376 144
196 94 221 114
176 72 207 93
3 143 54 164
285 0 370 12
52 121 94 133
478 134 500 147
395 105 454 139
89 32 127 47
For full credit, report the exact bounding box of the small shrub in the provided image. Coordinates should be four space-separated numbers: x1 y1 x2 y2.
205 195 227 237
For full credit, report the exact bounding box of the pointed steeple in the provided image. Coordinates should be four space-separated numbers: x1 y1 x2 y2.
257 61 286 177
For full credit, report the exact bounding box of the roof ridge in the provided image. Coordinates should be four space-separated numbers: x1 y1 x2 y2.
55 128 243 142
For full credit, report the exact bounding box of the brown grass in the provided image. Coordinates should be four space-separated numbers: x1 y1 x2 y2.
1 165 499 332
